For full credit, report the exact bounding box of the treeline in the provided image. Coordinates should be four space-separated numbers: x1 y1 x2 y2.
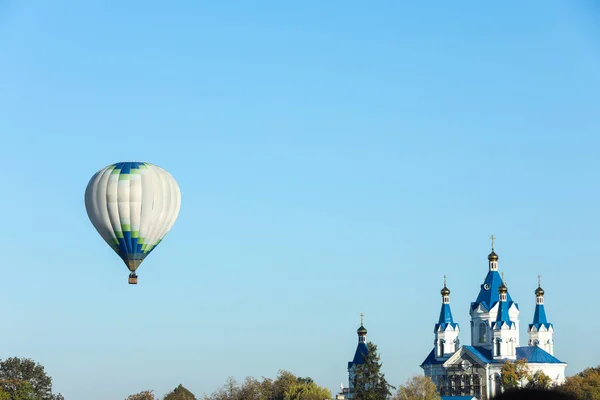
126 370 331 400
501 359 600 399
2 349 599 400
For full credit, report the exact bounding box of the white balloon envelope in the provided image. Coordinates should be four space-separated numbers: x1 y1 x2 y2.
84 161 181 284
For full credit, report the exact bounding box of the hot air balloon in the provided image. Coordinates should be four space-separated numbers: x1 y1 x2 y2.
84 161 181 284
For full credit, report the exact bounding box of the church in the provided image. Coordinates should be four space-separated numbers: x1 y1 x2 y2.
420 238 567 399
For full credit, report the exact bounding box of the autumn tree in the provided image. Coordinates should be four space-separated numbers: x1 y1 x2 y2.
126 389 157 400
164 384 197 400
236 377 273 400
557 366 600 400
201 370 329 400
525 370 552 390
353 342 395 400
501 359 531 390
0 357 64 400
393 375 440 400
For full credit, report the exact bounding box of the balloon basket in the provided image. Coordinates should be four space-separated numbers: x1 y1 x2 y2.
128 273 138 285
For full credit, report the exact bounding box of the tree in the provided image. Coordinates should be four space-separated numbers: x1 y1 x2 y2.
201 370 329 400
353 342 395 400
164 384 197 400
393 376 440 400
557 366 600 400
273 370 299 400
501 359 531 390
284 380 331 400
0 357 64 400
525 370 552 390
126 389 157 400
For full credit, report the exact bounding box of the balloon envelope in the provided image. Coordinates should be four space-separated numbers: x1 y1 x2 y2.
84 161 181 274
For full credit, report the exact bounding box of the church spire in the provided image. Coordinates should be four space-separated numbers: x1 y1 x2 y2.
492 272 517 359
347 315 369 400
434 276 459 359
528 275 554 354
495 273 511 322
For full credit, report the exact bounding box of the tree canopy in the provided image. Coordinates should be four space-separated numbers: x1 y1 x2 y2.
501 359 531 390
125 389 157 400
556 366 600 400
164 384 197 400
200 370 330 400
0 357 64 400
393 375 440 400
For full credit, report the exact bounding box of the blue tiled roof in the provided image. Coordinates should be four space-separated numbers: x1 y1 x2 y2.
438 303 454 324
348 342 368 369
493 300 516 328
530 303 553 330
434 304 459 332
420 348 444 367
463 345 494 364
529 322 553 330
516 346 564 364
422 345 564 368
532 304 548 324
461 345 564 365
471 271 514 311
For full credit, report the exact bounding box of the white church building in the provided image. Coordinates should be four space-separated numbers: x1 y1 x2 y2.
420 241 567 399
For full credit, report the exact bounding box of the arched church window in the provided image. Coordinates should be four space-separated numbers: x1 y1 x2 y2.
478 322 487 343
440 341 445 356
495 339 501 356
494 374 502 396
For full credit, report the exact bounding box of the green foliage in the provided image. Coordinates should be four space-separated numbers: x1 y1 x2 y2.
126 389 157 400
352 342 395 400
0 378 37 400
283 380 331 400
556 366 600 400
393 375 440 400
525 370 552 390
163 384 196 400
201 370 330 400
501 359 531 390
0 357 63 400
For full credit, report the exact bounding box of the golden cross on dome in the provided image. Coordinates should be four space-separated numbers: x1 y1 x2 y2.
538 274 542 287
359 312 364 326
443 274 447 287
490 234 496 251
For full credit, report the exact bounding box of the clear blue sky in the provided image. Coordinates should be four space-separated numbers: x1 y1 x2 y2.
1 1 599 398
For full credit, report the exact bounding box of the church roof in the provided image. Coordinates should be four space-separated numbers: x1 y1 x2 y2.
434 304 459 332
492 299 516 329
465 345 565 364
529 303 553 330
420 348 444 367
471 270 515 311
422 345 565 368
348 342 368 369
516 346 564 363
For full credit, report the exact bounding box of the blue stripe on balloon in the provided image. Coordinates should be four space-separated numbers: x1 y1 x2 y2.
121 163 131 174
123 231 133 254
